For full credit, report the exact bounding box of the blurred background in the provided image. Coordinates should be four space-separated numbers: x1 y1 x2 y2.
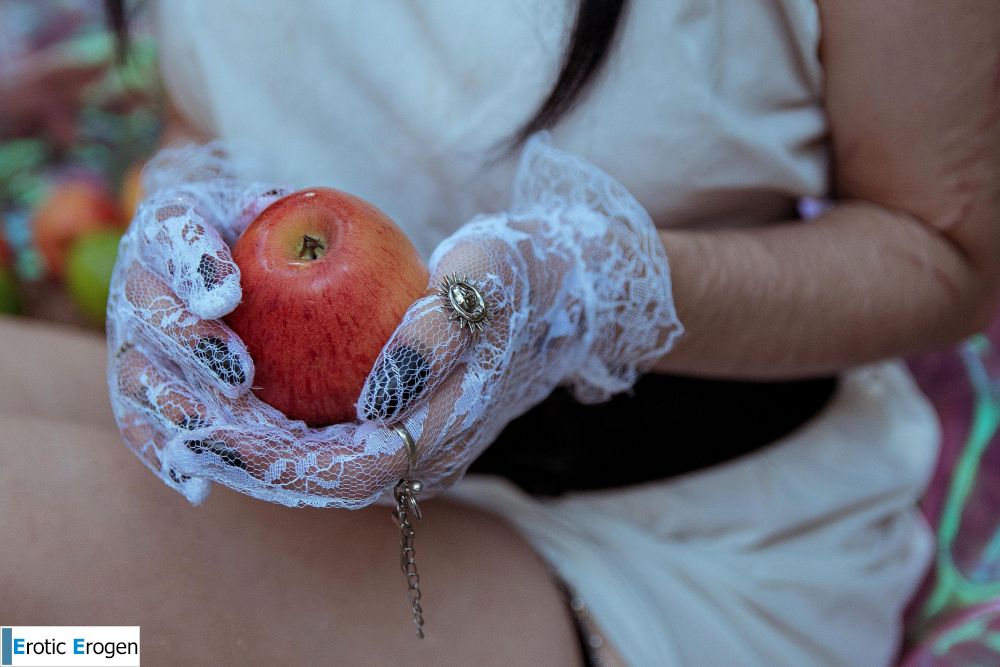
0 2 998 665
0 0 160 327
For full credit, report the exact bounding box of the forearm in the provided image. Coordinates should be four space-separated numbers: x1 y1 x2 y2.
652 200 991 379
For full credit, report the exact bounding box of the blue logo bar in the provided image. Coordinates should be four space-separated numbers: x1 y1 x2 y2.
2 627 12 666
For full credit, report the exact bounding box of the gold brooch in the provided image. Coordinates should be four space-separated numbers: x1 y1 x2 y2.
437 273 492 334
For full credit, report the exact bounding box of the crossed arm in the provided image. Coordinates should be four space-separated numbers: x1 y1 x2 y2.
653 0 1000 379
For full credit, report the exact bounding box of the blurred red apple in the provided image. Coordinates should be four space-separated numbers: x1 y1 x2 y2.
226 188 428 426
33 177 121 278
0 229 11 268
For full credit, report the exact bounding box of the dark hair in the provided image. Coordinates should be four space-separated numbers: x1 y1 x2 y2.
105 0 129 64
508 0 629 149
105 0 629 146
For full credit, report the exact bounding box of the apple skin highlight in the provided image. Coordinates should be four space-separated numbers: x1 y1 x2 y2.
226 188 428 426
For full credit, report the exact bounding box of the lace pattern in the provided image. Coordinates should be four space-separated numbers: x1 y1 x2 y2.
106 134 683 508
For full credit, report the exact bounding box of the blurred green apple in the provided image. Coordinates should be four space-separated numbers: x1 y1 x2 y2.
65 230 122 326
0 266 19 315
33 177 122 279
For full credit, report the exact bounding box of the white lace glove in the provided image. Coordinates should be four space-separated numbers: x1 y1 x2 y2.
106 144 291 504
356 133 684 491
106 135 683 508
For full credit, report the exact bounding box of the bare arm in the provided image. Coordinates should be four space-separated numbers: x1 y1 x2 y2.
159 100 211 147
653 0 1000 379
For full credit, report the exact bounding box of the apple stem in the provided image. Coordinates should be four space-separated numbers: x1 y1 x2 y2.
298 234 325 260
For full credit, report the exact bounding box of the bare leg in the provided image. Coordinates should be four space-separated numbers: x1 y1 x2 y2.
0 415 583 665
0 315 112 427
0 317 584 665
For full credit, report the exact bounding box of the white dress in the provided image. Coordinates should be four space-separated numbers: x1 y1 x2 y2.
156 2 940 664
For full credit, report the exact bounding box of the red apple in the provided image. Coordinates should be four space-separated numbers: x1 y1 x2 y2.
226 188 428 426
33 177 122 278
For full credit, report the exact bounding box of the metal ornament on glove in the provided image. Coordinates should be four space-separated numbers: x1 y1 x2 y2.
438 273 491 334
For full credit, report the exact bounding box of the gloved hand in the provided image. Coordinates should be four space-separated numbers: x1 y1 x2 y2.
106 135 683 509
356 132 684 491
109 143 440 508
106 143 290 504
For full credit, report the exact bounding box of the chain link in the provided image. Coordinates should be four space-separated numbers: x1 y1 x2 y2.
394 478 425 639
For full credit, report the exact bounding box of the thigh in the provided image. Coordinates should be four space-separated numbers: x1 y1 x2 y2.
0 315 113 428
0 414 582 666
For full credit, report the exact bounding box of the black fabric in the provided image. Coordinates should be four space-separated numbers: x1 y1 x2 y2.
468 372 840 496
